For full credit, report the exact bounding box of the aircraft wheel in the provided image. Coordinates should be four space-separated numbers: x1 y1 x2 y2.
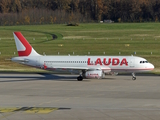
77 76 83 81
132 77 136 80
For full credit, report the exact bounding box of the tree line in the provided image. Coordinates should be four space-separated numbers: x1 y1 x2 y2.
0 0 160 25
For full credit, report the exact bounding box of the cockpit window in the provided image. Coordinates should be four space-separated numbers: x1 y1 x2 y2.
140 61 148 64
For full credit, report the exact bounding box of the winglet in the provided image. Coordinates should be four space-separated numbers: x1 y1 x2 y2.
13 32 40 56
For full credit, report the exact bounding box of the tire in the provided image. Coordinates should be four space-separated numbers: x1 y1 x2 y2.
132 77 136 80
77 76 83 81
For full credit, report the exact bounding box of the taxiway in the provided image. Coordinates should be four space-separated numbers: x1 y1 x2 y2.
0 73 159 120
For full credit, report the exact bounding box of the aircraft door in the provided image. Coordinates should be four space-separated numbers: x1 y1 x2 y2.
36 57 41 68
129 58 135 68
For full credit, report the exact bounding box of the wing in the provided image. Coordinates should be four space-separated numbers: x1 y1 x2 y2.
52 66 111 72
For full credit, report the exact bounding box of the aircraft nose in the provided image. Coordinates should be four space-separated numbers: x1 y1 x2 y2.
150 63 154 70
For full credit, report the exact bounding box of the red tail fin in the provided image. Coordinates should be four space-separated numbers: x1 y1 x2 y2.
13 32 40 56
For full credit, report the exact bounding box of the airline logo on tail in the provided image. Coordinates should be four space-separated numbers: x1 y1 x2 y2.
13 32 40 56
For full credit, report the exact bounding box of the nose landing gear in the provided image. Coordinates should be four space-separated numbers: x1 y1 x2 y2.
132 73 136 80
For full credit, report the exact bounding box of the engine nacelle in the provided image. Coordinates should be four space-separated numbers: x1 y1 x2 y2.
84 70 103 79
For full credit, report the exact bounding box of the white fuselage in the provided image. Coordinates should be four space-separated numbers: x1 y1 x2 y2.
12 55 154 73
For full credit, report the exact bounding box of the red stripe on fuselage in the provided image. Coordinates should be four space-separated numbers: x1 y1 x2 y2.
14 32 32 56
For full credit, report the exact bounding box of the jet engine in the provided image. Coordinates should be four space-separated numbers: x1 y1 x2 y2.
84 70 104 79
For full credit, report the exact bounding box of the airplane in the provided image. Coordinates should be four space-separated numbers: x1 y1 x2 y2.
11 32 154 81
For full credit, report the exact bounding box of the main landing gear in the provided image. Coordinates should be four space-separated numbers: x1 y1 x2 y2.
132 73 136 80
77 70 85 81
77 75 83 81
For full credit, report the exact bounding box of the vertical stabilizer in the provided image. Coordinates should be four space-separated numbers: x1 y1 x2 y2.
13 32 40 56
